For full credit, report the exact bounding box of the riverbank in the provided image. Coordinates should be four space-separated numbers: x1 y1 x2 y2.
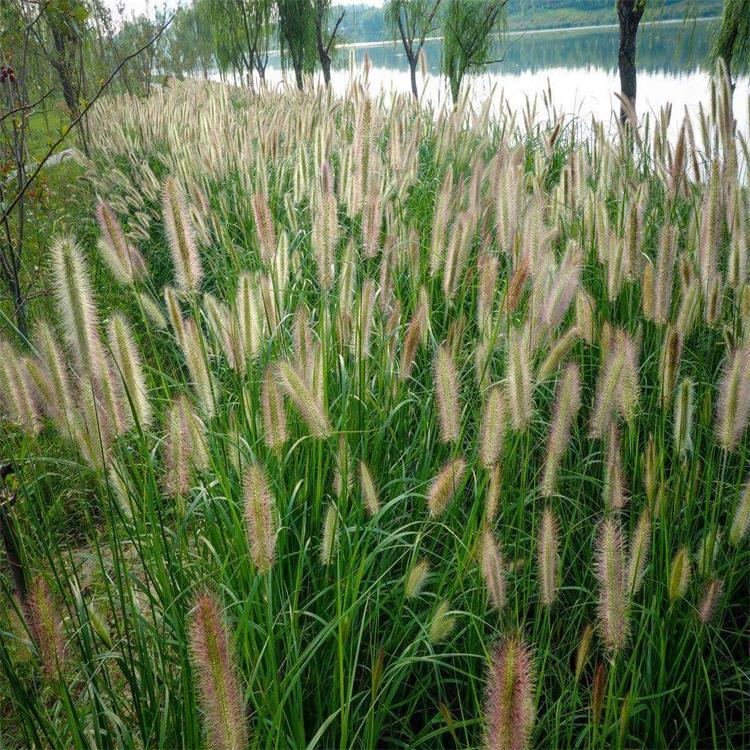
333 0 722 44
330 14 720 53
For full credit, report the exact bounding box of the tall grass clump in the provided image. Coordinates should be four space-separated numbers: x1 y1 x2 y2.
0 67 748 749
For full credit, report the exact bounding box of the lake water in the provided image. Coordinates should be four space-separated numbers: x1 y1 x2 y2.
255 18 749 140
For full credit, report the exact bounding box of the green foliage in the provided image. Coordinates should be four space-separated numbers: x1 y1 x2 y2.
200 0 272 79
711 0 750 77
441 0 507 101
162 5 215 80
277 0 318 86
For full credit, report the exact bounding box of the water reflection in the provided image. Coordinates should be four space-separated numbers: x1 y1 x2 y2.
340 18 715 76
252 18 748 140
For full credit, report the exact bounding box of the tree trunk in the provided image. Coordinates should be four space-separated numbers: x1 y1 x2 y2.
617 0 645 124
449 66 461 104
321 56 331 86
409 57 418 99
314 13 332 87
294 61 304 90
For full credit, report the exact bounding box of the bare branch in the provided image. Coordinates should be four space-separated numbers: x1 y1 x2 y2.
0 15 174 227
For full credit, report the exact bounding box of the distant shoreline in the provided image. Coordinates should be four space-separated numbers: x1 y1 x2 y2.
331 15 719 52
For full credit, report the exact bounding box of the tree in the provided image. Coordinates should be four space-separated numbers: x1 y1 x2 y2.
712 0 750 89
115 12 169 93
385 0 442 99
441 0 506 103
204 0 271 85
312 0 344 87
0 5 170 340
158 5 215 81
41 0 88 119
277 0 317 90
616 0 646 124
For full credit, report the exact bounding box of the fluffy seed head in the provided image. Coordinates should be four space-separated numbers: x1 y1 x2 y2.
442 212 474 299
320 502 339 565
235 272 262 364
261 366 287 453
660 326 683 409
243 462 277 573
538 506 559 606
107 312 151 428
427 457 466 517
641 259 655 320
506 326 532 432
673 377 695 457
95 200 147 284
627 507 651 596
189 593 248 750
276 360 332 438
589 344 626 439
399 303 425 382
163 394 208 499
483 637 535 750
477 253 499 331
668 546 692 602
480 527 506 611
591 662 607 727
595 518 629 653
33 320 75 430
333 435 353 499
164 286 186 348
715 346 750 451
358 460 381 517
203 293 237 370
27 575 65 679
574 624 594 681
696 528 720 577
617 331 640 425
50 235 102 375
536 326 579 383
433 344 461 443
653 223 676 325
428 600 456 643
138 292 168 329
355 279 376 359
252 192 276 267
405 559 429 599
485 464 502 523
0 342 43 434
505 257 529 314
575 288 596 344
729 482 750 545
541 362 581 496
604 425 628 511
311 163 338 290
23 358 55 428
163 176 202 291
698 579 723 624
181 318 216 419
479 385 506 468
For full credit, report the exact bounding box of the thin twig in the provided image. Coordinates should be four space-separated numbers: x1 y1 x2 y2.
0 15 174 226
0 88 55 125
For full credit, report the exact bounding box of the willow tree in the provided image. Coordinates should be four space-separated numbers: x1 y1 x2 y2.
441 0 506 103
203 0 271 84
313 0 345 86
385 0 443 99
277 0 317 90
712 0 750 89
